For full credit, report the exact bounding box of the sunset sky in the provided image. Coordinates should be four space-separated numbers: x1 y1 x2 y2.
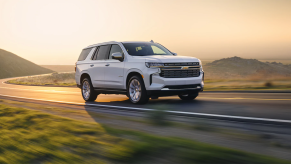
0 0 291 65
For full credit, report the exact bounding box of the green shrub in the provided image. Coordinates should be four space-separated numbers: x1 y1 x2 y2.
147 106 170 126
264 81 273 87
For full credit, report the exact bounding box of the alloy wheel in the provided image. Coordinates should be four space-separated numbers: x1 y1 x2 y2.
82 80 90 100
129 79 142 103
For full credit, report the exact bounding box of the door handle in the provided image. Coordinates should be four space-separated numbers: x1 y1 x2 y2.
105 64 110 66
90 64 94 67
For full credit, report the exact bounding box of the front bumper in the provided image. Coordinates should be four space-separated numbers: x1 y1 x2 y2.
143 68 204 96
147 86 202 96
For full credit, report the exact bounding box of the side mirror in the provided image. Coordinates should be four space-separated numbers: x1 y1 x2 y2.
112 52 123 61
172 52 177 56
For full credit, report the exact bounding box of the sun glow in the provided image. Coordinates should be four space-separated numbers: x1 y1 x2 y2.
1 0 291 65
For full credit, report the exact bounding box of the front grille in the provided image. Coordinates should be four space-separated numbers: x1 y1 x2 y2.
160 68 200 78
164 62 199 66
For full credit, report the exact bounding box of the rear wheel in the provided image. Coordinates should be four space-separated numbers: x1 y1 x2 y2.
178 92 199 100
127 75 149 104
81 78 98 101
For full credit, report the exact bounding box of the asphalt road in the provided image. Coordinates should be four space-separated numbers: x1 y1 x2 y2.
1 78 291 121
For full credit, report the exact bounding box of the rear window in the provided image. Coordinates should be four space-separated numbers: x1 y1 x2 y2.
78 48 92 61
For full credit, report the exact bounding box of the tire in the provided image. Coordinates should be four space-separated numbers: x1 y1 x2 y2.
178 92 199 100
127 75 149 104
81 77 98 102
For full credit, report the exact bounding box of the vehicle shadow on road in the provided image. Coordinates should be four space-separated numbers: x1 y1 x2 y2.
82 95 250 118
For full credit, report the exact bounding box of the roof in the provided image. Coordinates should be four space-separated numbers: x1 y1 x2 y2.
85 41 153 49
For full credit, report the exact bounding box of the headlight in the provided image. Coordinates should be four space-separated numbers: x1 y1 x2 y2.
198 60 203 72
145 62 164 68
200 66 203 72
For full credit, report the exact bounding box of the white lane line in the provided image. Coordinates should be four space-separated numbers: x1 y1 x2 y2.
0 94 151 111
167 110 291 123
0 93 291 124
198 97 291 101
160 96 291 101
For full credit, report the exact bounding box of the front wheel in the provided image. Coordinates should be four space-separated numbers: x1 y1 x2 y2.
127 76 149 104
81 78 98 101
178 92 199 100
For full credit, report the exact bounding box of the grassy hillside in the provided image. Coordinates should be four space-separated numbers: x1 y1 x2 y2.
0 49 53 79
204 56 291 79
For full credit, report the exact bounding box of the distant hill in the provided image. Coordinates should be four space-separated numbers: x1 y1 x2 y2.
0 49 53 79
204 56 291 79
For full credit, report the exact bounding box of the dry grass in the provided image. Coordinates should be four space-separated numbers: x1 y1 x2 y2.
204 76 291 91
8 72 76 86
40 65 75 72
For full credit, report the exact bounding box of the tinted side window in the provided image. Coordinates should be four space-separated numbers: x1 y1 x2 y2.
96 45 110 60
78 48 92 61
109 44 123 59
91 47 99 60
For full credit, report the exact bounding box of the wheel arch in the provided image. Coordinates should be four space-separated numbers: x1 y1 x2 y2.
80 73 91 84
126 71 144 88
125 68 144 86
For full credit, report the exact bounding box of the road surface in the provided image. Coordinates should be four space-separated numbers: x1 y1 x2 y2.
1 78 291 121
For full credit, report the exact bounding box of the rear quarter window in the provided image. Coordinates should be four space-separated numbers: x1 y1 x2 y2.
78 48 92 61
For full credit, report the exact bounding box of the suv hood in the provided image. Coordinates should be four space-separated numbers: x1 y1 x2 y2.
132 55 200 63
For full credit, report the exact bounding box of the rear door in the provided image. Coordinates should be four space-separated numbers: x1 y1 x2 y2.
88 45 111 88
76 47 95 85
103 44 125 89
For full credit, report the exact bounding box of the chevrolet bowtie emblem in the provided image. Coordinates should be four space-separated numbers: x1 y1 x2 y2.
181 66 189 69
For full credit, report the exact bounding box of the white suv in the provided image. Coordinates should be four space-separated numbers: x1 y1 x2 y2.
75 41 204 104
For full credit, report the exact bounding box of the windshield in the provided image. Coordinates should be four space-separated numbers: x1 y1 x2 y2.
122 43 173 56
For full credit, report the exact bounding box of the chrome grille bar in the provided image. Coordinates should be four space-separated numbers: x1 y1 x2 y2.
160 68 200 78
